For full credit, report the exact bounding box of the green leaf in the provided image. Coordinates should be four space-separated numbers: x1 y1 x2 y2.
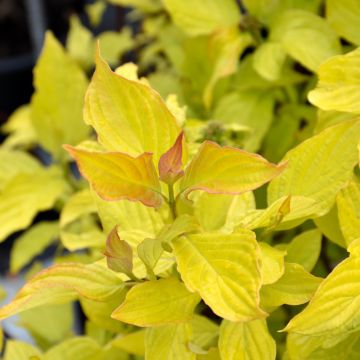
202 29 252 108
19 303 73 347
66 15 94 69
31 31 89 158
10 221 59 274
97 29 134 65
284 254 360 336
112 277 200 326
84 49 180 165
218 319 276 360
253 42 287 81
3 340 43 360
145 323 195 360
270 9 340 71
0 263 123 320
261 263 322 308
213 89 276 152
65 146 162 207
259 242 286 285
336 178 360 246
326 0 360 46
308 48 360 114
173 230 266 321
0 169 67 243
268 120 360 217
162 0 240 36
285 229 322 271
180 141 286 198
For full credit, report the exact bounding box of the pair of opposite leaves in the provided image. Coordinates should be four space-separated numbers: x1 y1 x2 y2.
65 130 286 210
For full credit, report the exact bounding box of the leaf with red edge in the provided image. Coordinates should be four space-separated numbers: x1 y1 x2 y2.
64 145 162 207
179 141 286 197
104 226 133 275
158 132 185 185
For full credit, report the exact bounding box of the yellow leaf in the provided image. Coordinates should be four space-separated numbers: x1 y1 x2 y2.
285 229 322 272
44 337 101 360
0 263 123 320
0 169 67 243
31 31 89 158
218 319 276 360
112 330 145 355
145 323 195 360
180 141 285 198
81 290 127 333
326 0 360 46
314 203 346 248
162 0 240 36
239 196 319 230
84 49 180 165
60 189 96 228
0 149 41 190
194 192 255 233
287 331 360 360
65 146 162 207
191 315 219 349
268 120 360 217
337 177 360 246
261 263 322 308
283 255 360 336
259 242 286 285
112 277 200 326
1 105 36 148
3 340 43 360
10 221 59 274
173 230 266 321
308 48 360 114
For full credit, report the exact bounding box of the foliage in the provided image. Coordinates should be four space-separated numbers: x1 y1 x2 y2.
1 0 360 359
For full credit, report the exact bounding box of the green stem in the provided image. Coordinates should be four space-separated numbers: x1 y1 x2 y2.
168 183 177 219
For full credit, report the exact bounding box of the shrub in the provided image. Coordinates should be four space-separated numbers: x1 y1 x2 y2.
1 0 360 359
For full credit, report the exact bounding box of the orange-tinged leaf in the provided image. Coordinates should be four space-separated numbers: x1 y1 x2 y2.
104 226 133 275
84 49 181 165
179 141 286 197
64 145 162 207
158 132 184 184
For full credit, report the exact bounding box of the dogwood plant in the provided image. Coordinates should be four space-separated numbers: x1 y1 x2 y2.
1 1 360 356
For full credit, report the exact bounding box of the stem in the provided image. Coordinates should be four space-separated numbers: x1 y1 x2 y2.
168 183 177 219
